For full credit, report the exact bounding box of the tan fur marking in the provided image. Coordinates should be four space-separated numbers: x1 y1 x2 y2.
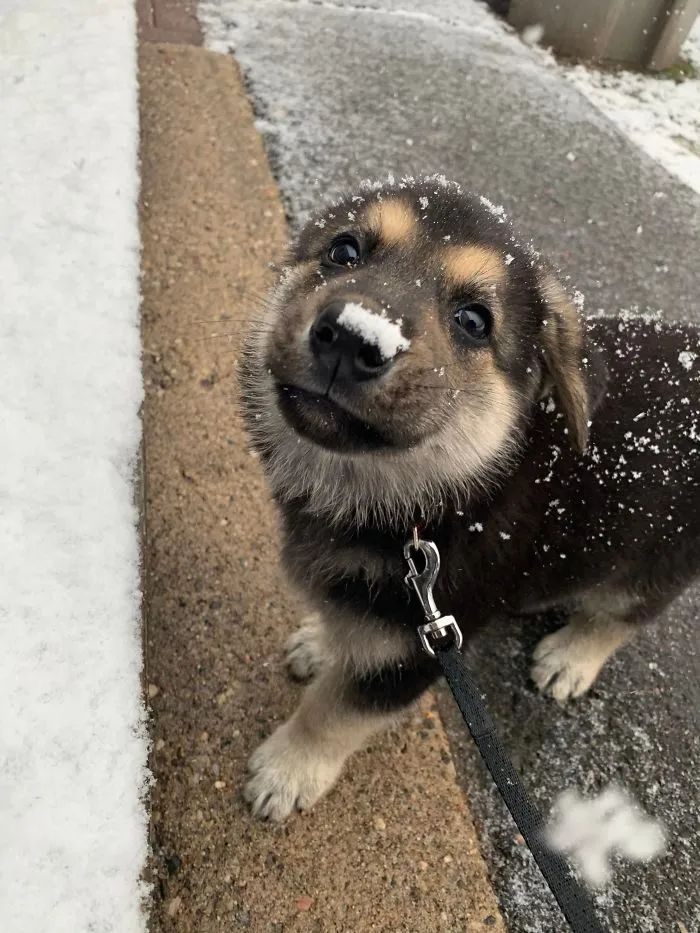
320 608 415 675
444 245 506 288
282 258 316 286
540 274 589 452
446 365 519 491
244 660 399 820
364 199 417 245
285 613 327 680
531 610 636 702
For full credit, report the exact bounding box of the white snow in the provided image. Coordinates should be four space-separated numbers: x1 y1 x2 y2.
521 23 544 47
0 3 148 932
479 194 508 223
561 18 700 197
337 302 410 359
498 7 700 195
482 6 700 195
679 350 697 371
545 785 666 887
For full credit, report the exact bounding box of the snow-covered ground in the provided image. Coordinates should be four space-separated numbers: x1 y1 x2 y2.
0 3 148 932
201 0 700 197
559 17 700 198
465 3 700 196
499 5 700 196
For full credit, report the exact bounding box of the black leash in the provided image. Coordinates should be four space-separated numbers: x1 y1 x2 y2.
436 644 607 933
404 535 608 933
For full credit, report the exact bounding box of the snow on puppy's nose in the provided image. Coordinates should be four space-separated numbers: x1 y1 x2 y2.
310 301 410 383
336 302 410 361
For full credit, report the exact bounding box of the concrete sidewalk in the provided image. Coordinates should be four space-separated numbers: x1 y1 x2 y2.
139 42 505 932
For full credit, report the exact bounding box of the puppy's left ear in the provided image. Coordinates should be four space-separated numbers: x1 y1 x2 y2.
538 274 592 454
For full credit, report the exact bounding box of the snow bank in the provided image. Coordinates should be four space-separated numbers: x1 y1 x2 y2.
0 3 148 931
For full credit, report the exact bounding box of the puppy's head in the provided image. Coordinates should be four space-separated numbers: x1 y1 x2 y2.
241 177 593 526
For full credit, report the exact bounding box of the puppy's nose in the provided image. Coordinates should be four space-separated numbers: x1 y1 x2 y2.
310 301 403 382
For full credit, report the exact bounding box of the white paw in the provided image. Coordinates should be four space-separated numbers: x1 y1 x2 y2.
244 722 344 821
531 625 603 702
285 620 325 680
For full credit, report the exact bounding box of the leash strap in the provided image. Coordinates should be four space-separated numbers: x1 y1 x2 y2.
436 643 607 933
404 534 607 932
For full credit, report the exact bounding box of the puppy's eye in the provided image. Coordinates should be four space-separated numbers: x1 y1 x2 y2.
328 235 361 267
454 303 492 343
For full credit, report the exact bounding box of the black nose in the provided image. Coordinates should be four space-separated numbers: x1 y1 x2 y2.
310 301 400 382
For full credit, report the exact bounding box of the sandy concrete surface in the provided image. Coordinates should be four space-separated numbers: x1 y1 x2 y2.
139 43 505 932
138 0 202 44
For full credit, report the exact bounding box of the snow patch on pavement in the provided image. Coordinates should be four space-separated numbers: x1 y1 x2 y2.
199 0 509 50
337 302 410 358
0 3 148 931
560 19 700 197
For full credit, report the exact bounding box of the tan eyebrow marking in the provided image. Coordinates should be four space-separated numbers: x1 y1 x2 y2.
443 245 506 288
364 199 417 246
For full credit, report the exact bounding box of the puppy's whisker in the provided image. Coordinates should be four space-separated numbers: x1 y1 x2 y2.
199 321 274 332
194 306 271 320
194 317 267 325
197 324 276 340
411 383 533 406
407 362 466 380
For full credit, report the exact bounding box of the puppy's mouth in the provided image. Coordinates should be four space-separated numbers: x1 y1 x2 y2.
275 383 393 453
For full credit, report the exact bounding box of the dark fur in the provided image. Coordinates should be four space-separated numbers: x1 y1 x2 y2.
281 313 700 709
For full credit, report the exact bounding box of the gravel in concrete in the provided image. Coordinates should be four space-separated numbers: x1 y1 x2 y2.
139 41 505 932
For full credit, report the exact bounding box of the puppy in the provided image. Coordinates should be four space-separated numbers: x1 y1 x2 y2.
240 176 700 821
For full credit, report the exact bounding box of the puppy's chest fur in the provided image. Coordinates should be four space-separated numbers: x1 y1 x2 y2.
280 446 578 637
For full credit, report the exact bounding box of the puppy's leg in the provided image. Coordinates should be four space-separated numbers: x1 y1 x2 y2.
531 595 638 701
245 649 439 821
285 612 326 681
245 663 395 821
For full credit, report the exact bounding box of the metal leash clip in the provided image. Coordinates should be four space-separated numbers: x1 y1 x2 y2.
404 534 463 657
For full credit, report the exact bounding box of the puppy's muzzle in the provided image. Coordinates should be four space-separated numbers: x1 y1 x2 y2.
310 300 396 384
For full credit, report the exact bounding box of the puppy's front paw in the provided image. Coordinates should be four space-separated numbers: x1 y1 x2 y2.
244 722 343 821
285 618 325 681
531 625 602 702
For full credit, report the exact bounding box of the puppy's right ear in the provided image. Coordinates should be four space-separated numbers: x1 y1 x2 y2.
537 274 592 453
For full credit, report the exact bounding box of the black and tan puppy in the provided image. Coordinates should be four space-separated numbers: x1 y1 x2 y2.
240 176 700 821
